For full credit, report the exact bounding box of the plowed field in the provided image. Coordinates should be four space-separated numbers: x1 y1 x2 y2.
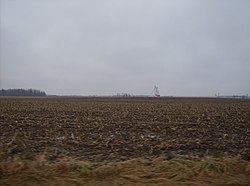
1 97 249 161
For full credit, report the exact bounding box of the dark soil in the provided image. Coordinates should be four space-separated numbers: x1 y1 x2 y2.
0 97 249 161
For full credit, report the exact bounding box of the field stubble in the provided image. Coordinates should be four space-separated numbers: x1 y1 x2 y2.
0 97 250 185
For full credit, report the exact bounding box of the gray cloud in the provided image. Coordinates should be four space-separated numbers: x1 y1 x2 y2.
1 0 250 96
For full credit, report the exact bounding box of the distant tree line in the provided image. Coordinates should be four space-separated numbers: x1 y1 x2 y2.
0 89 47 96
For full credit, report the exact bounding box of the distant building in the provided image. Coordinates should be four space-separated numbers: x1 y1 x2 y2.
216 94 249 99
151 86 160 97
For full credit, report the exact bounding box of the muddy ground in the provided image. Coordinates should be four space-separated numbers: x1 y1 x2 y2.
0 97 249 161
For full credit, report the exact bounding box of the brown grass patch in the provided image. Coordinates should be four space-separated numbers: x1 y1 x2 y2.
1 155 249 186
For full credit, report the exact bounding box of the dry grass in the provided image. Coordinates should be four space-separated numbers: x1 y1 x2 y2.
1 155 249 186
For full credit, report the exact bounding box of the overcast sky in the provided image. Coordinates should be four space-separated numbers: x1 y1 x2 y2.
0 0 250 96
